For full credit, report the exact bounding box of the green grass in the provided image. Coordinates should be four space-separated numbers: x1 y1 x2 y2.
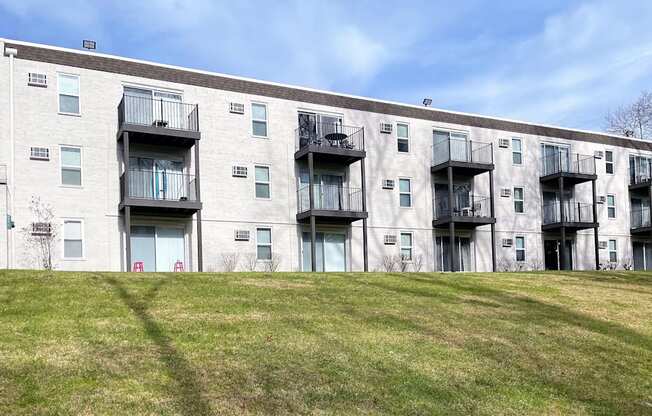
1 270 651 415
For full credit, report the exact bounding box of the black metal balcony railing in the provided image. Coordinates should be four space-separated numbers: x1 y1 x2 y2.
631 207 651 229
120 170 198 202
541 152 596 176
296 122 364 152
432 138 493 166
542 201 594 224
118 94 199 132
630 159 652 185
433 194 492 220
297 184 363 213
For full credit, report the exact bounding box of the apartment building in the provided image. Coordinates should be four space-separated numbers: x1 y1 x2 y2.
1 38 652 273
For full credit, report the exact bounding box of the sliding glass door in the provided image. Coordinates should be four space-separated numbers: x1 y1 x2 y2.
302 232 346 272
435 236 471 271
130 226 185 272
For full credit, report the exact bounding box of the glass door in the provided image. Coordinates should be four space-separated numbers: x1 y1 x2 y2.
155 227 185 272
131 226 156 272
302 232 346 272
541 143 570 175
435 236 471 271
124 87 153 125
153 90 182 128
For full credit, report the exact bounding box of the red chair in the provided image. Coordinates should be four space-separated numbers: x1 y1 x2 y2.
132 261 144 272
174 260 184 272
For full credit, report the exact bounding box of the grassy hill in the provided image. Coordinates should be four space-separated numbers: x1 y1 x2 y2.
1 270 651 415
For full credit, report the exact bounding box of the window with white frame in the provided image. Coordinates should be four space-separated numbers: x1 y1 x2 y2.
512 138 522 165
63 219 83 259
513 187 524 213
399 178 412 207
254 165 270 198
605 150 614 174
607 194 616 218
251 103 268 137
60 146 82 186
256 228 272 260
397 123 409 153
515 236 526 262
58 73 80 114
400 232 413 261
608 239 617 262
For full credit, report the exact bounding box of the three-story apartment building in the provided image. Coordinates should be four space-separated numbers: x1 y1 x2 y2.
2 38 652 272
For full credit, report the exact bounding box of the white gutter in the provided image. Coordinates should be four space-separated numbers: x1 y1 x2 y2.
4 46 17 269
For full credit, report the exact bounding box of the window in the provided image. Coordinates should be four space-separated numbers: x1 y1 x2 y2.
607 194 616 219
251 103 268 137
63 220 83 259
512 138 522 164
399 178 412 207
397 123 409 153
400 232 413 261
60 146 82 186
256 228 272 260
513 187 524 213
605 150 614 174
58 73 80 114
608 239 617 263
515 236 526 262
254 166 270 198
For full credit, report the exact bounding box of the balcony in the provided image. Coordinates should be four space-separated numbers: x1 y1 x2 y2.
542 201 597 231
629 159 652 191
432 194 495 228
120 169 201 214
631 207 652 234
117 94 200 146
294 122 365 164
431 138 494 175
540 152 596 184
296 184 367 224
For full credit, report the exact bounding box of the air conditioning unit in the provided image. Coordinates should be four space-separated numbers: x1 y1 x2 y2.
598 241 608 249
380 122 393 134
232 165 248 178
461 207 473 216
30 147 50 160
384 234 397 245
31 222 52 236
498 138 510 148
234 230 250 241
382 179 395 189
28 72 47 87
229 102 245 114
501 188 512 197
598 195 606 204
594 150 604 159
502 238 513 247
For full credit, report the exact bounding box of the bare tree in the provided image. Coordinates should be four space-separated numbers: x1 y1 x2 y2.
263 253 282 272
242 252 258 272
381 255 398 272
21 196 58 270
220 252 240 272
412 254 424 272
399 255 410 272
605 91 652 139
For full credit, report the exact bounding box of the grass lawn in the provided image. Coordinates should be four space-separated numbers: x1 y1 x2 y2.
1 270 651 415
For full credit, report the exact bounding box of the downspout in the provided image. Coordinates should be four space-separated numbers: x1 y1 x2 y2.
4 46 17 269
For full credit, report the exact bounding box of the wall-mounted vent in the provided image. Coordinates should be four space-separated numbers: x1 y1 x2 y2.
598 195 606 204
234 230 250 241
502 238 513 247
599 240 608 249
232 165 248 177
382 179 395 189
498 138 510 148
384 234 397 245
594 150 604 159
500 188 512 197
31 222 52 236
28 72 47 87
30 147 50 160
380 122 393 134
229 102 245 114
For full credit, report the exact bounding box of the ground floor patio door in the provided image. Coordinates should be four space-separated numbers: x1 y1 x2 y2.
544 239 573 270
302 232 346 272
435 236 471 271
131 226 185 272
633 242 652 270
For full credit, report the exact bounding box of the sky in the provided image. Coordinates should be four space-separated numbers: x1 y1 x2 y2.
1 0 651 132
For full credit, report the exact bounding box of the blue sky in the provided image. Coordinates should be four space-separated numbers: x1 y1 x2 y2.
2 0 652 131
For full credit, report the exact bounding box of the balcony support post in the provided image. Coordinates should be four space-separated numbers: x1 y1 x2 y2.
308 152 316 272
194 141 203 272
125 206 131 272
448 166 457 272
649 183 652 228
559 176 567 270
489 170 496 272
361 156 368 272
592 179 599 270
123 131 131 272
123 131 130 197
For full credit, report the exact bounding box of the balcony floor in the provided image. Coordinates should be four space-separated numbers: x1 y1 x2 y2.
118 123 200 147
120 197 202 216
294 145 365 165
432 216 495 229
541 222 598 232
629 180 652 192
431 160 494 176
296 209 367 225
539 172 596 185
631 226 652 235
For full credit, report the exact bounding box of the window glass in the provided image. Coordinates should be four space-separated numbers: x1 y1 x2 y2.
252 103 268 137
515 236 525 261
257 228 272 260
61 146 81 186
58 74 80 114
399 179 411 207
255 166 270 198
512 138 522 164
64 220 83 258
605 151 614 174
513 187 524 213
607 194 616 218
400 233 412 260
